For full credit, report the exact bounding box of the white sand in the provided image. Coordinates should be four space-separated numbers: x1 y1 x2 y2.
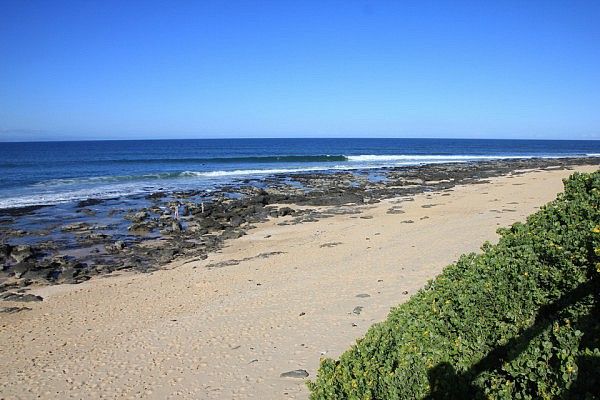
0 165 597 399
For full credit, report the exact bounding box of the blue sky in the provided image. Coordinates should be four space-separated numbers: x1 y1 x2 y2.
1 0 599 141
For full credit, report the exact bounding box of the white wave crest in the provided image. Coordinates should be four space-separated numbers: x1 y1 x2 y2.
180 166 331 177
346 154 535 162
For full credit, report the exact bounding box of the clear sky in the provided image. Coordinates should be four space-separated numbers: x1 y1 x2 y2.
1 0 599 141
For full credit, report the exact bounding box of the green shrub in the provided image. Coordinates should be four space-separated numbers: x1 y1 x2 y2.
308 171 600 399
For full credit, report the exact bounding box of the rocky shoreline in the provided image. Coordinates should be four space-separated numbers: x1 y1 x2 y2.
0 157 597 303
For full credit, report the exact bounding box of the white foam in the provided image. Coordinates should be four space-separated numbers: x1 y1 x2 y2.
180 166 331 177
0 186 150 209
346 154 535 162
32 173 179 187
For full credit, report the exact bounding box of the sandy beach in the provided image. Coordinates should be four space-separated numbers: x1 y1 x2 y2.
0 164 597 399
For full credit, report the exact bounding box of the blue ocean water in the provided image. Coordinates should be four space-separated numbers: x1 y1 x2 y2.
1 138 599 209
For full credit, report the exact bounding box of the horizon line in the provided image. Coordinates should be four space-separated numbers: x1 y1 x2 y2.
2 136 600 144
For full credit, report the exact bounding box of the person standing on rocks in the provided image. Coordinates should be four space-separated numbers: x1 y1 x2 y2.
173 202 180 220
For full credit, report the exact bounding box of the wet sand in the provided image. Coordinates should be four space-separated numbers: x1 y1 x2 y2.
0 165 597 399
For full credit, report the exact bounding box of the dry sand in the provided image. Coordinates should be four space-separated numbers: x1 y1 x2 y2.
1 165 597 399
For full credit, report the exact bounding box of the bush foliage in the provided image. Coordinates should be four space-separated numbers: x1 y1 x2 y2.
308 171 600 399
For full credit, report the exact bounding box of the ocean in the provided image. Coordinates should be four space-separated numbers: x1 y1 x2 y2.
1 138 599 209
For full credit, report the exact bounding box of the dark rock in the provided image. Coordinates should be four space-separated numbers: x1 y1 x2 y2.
77 198 104 208
198 218 223 230
221 230 245 240
188 225 209 235
386 208 405 214
177 241 196 249
146 191 166 200
180 205 190 216
171 221 183 232
60 222 89 232
128 221 155 233
254 193 270 205
126 211 149 223
55 266 76 282
12 262 31 278
320 242 342 248
229 216 243 227
77 208 97 216
280 369 309 378
356 293 371 298
0 306 32 313
278 207 295 217
206 259 241 269
256 251 285 258
105 241 126 253
353 306 363 315
157 248 180 264
306 192 364 206
0 243 12 260
107 209 122 217
87 232 109 240
1 292 43 302
10 245 34 263
0 204 48 218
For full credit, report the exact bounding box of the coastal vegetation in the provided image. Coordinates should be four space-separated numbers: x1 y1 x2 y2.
308 171 600 399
